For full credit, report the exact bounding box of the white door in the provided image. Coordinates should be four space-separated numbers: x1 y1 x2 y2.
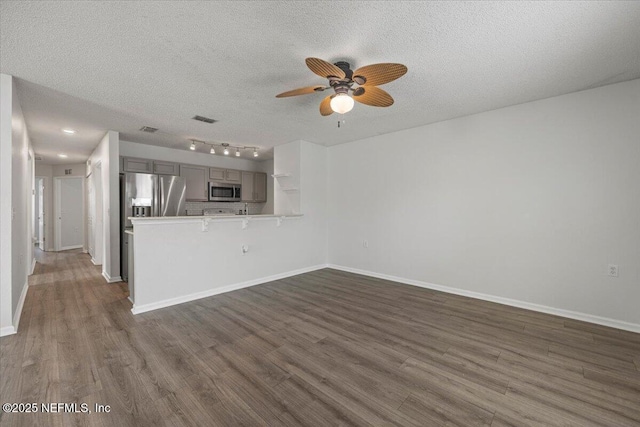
37 178 45 250
87 174 94 257
55 177 84 251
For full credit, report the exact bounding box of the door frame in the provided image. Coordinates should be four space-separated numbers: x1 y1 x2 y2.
54 176 85 251
34 176 46 250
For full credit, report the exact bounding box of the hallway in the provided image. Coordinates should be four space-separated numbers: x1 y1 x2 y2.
0 249 132 426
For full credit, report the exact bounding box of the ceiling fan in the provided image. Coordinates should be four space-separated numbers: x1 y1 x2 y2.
276 58 407 116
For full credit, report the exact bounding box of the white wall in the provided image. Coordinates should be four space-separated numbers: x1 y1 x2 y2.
88 131 120 282
0 74 13 333
0 73 34 336
35 162 86 251
274 141 301 215
328 79 640 330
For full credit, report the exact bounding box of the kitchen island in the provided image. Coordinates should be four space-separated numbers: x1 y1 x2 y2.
128 213 327 314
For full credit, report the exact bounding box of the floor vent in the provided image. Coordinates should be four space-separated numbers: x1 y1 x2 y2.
192 115 217 124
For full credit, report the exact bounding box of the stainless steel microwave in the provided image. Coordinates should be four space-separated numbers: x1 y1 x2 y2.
208 182 241 202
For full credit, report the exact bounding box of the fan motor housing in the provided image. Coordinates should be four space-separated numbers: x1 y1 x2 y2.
334 61 353 80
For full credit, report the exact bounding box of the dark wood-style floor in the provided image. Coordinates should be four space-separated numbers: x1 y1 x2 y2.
1 250 639 426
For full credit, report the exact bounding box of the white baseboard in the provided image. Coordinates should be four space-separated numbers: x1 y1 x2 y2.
30 258 36 275
132 264 329 315
328 264 640 334
91 257 101 266
102 271 122 283
59 245 83 251
0 326 16 337
10 279 29 334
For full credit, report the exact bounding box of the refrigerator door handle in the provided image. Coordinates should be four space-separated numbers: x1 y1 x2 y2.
159 178 164 217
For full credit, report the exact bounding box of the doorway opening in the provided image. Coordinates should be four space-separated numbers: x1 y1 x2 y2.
34 177 45 250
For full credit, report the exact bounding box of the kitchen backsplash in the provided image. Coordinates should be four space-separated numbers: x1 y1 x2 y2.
185 201 267 216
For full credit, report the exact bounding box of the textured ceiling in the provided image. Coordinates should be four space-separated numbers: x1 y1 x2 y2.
1 1 639 164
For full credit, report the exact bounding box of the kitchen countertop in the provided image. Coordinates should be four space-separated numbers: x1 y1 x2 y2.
129 214 303 221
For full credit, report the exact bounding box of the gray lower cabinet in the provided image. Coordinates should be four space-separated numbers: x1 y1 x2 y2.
153 160 179 176
123 157 153 173
241 171 267 202
180 165 208 201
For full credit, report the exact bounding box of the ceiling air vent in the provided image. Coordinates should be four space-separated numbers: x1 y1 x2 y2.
139 126 158 133
192 115 217 124
35 156 43 161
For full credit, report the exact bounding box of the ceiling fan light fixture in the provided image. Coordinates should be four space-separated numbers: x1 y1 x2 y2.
253 148 258 158
223 147 229 155
235 148 240 157
330 93 354 114
189 141 196 151
210 146 215 154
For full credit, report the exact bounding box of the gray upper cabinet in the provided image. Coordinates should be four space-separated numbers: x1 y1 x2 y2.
210 167 241 183
209 167 225 181
241 172 255 202
241 171 267 202
254 172 267 202
123 157 153 174
180 165 208 201
225 169 241 182
153 160 179 176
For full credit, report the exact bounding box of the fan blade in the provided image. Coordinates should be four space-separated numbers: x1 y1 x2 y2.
306 58 346 79
352 63 407 86
276 86 327 98
352 86 394 107
319 95 334 116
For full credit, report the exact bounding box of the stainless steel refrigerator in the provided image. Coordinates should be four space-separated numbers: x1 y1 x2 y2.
120 173 186 282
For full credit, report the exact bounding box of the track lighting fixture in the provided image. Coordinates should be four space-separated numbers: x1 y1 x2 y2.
186 140 260 158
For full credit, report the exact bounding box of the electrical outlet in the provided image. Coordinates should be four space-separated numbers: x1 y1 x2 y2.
363 240 369 248
608 264 619 277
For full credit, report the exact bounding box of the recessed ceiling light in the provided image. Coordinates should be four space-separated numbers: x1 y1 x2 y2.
62 129 76 134
58 154 68 158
